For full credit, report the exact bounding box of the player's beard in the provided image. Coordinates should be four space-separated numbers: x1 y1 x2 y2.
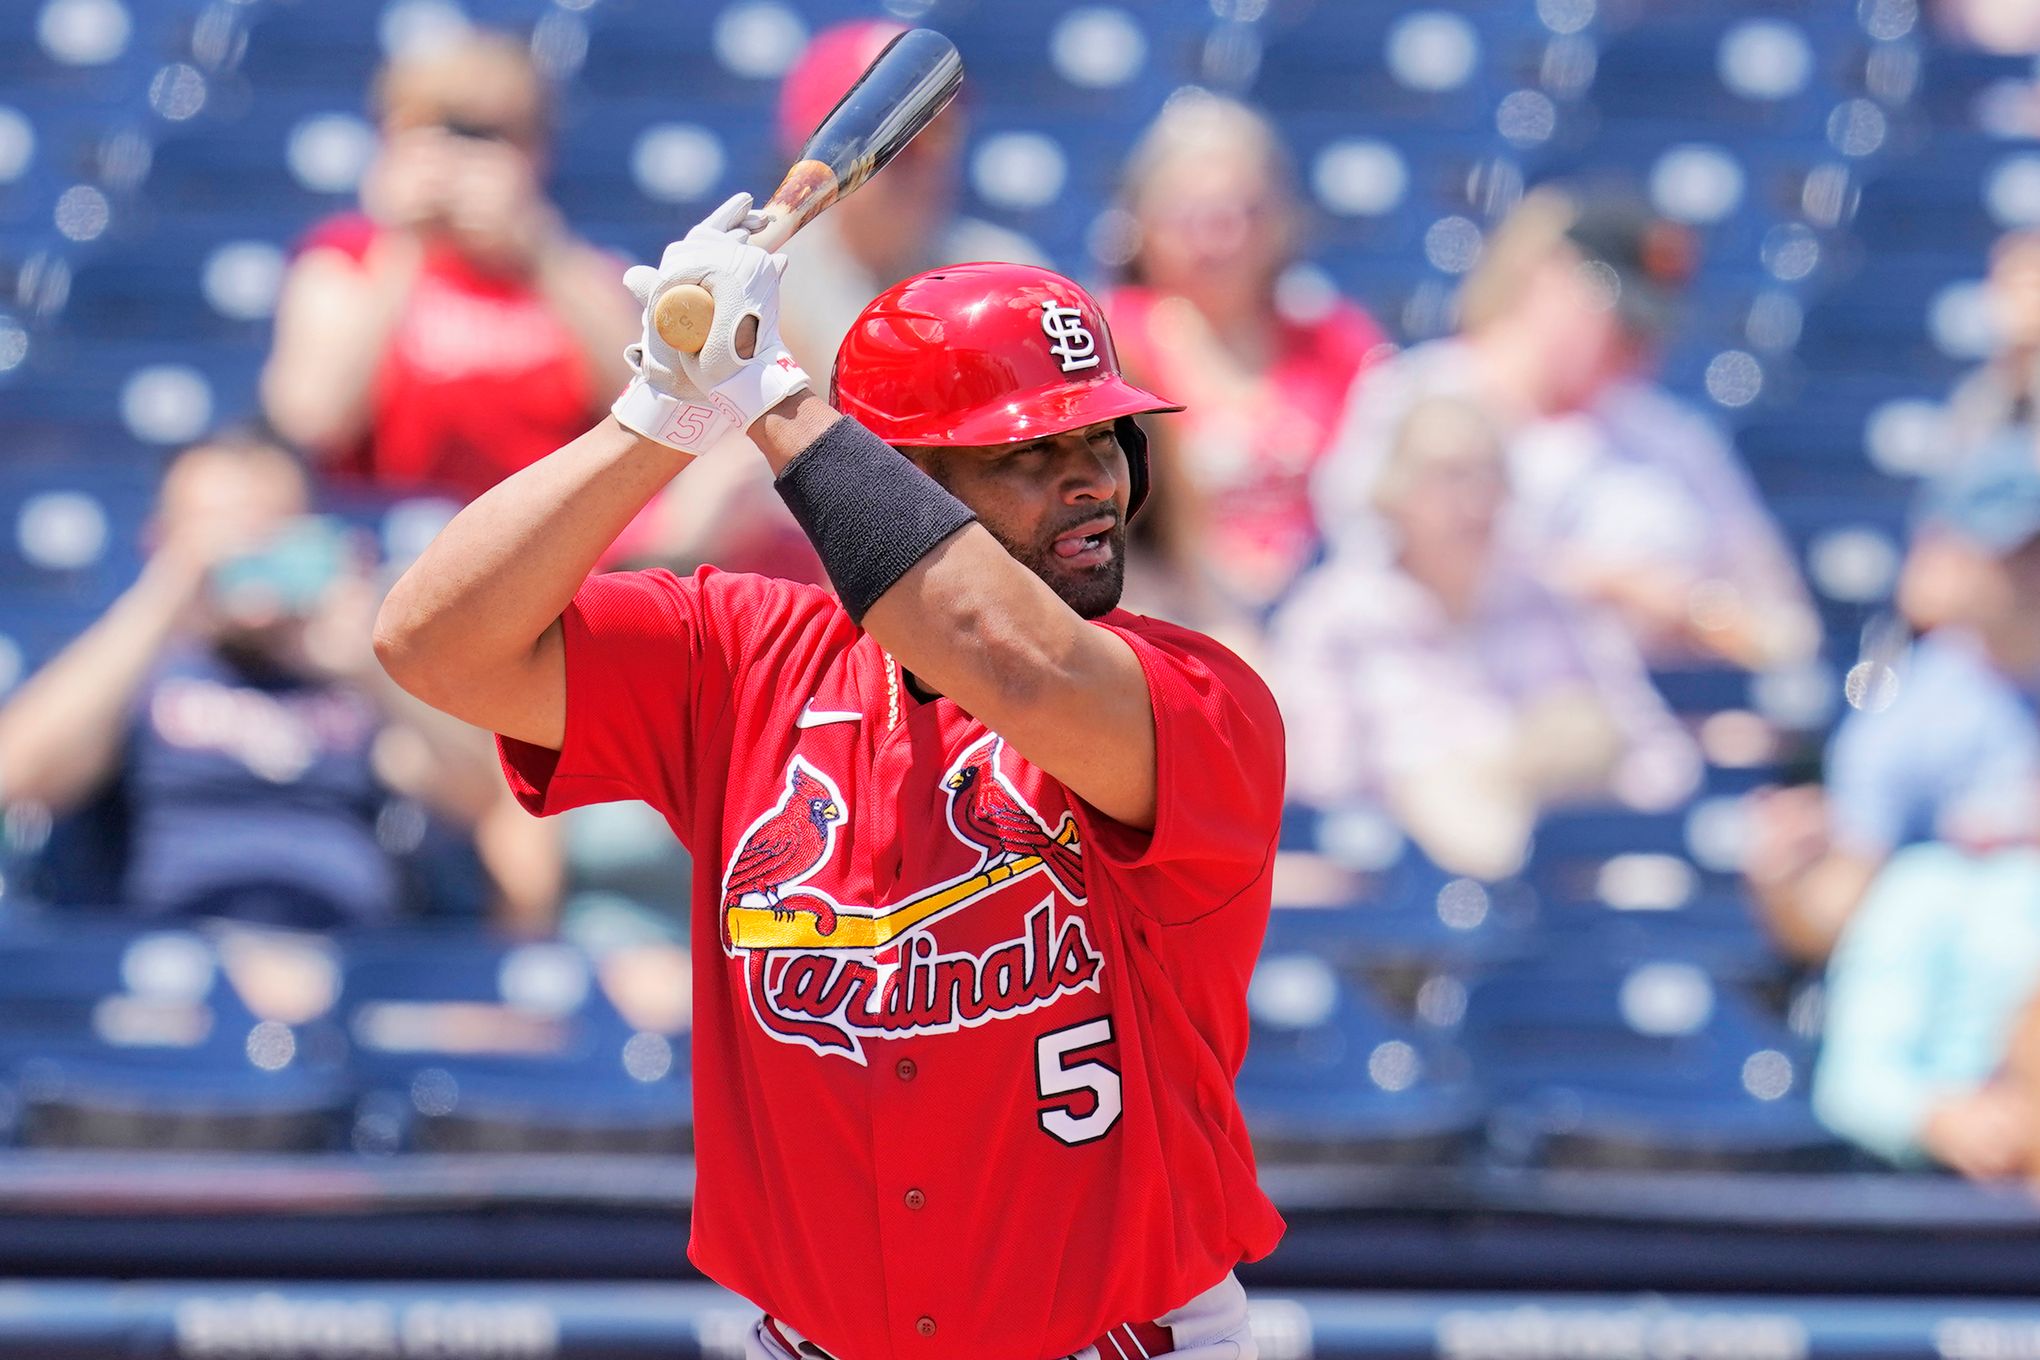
987 511 1127 619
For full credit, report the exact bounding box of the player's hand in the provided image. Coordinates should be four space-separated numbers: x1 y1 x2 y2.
613 193 812 456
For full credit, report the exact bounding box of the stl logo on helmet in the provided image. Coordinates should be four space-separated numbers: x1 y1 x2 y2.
719 737 1102 1064
1040 299 1101 373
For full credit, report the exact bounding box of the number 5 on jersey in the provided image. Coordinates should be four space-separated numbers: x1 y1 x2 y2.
1035 1017 1122 1145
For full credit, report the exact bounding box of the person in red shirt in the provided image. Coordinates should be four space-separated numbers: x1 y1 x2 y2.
262 31 636 501
376 196 1285 1359
1105 94 1385 647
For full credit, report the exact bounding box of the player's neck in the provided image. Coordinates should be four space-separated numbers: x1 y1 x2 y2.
902 669 941 705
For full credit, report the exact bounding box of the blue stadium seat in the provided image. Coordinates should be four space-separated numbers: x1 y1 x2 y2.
340 931 690 1155
1237 951 1484 1163
1273 810 1539 972
552 94 777 255
65 241 277 345
0 916 351 1152
1649 667 1755 715
1902 44 2037 133
1251 2 1513 127
238 1 391 98
1851 133 2022 264
1539 890 1784 983
578 0 796 108
1463 956 1846 1170
1589 16 1838 137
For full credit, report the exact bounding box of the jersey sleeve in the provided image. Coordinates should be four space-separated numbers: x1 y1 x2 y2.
497 568 716 824
1073 619 1285 925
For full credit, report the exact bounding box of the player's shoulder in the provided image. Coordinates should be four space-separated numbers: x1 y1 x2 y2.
1098 611 1282 727
584 564 850 649
663 563 844 622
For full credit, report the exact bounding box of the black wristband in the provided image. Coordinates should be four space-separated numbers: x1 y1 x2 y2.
773 416 978 625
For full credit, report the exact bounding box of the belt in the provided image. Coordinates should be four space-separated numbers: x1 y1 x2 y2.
763 1316 1176 1360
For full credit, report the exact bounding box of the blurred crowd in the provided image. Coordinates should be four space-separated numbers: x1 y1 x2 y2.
15 5 2040 1182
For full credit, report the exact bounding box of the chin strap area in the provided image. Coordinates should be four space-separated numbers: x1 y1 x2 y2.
1115 416 1151 517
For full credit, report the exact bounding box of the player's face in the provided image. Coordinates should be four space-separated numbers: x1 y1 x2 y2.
913 421 1130 619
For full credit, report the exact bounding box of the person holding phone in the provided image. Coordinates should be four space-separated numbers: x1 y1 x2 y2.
0 433 558 932
261 30 636 502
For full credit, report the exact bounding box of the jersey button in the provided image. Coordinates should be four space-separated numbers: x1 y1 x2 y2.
915 1317 937 1339
895 1057 917 1082
904 1188 925 1210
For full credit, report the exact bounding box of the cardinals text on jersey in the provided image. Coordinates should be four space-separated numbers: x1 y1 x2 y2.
719 736 1103 1064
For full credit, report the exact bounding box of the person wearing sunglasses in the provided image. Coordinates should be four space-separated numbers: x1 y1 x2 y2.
262 30 637 504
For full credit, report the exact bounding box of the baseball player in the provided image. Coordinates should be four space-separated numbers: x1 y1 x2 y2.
376 193 1286 1360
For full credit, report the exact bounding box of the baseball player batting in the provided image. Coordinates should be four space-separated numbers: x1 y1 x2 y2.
376 191 1286 1360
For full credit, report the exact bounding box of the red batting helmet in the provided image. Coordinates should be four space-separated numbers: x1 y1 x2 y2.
830 262 1181 515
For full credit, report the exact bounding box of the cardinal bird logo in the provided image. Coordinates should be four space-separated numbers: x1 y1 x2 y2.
721 759 845 937
942 735 1086 902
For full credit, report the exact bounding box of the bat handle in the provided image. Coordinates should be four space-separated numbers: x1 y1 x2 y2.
649 203 808 355
653 285 715 355
650 166 830 353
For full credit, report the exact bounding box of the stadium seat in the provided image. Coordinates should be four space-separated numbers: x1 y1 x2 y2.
1274 809 1539 971
1237 950 1484 1164
0 916 351 1152
340 931 691 1155
1251 3 1510 128
1463 955 1847 1170
1588 16 1838 137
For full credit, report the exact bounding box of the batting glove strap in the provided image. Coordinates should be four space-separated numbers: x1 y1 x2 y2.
612 352 812 456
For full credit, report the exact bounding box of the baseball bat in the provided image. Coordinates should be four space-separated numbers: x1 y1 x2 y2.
654 28 964 354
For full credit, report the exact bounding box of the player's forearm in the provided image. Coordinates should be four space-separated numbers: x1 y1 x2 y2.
375 416 690 702
872 530 1161 827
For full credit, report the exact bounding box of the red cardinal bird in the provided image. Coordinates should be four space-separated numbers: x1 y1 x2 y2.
943 741 1085 900
723 768 841 935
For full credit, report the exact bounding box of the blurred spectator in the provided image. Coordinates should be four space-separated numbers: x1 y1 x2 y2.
1935 0 2040 53
1269 396 1699 881
1314 185 1817 671
1936 1 2040 135
1106 94 1386 646
1945 233 2040 454
0 433 559 932
1748 435 2040 963
1813 843 2040 1177
261 31 636 501
632 19 1045 581
1898 232 2040 631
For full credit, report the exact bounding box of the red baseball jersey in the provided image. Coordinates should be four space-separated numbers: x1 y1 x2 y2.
499 567 1286 1360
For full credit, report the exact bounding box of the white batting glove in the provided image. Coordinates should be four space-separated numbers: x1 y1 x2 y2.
612 192 812 456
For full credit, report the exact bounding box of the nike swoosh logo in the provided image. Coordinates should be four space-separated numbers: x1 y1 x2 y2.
795 705 864 730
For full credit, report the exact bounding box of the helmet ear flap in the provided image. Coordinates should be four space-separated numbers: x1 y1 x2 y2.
1115 417 1150 517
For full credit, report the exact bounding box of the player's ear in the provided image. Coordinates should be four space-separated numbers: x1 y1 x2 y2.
897 444 946 485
